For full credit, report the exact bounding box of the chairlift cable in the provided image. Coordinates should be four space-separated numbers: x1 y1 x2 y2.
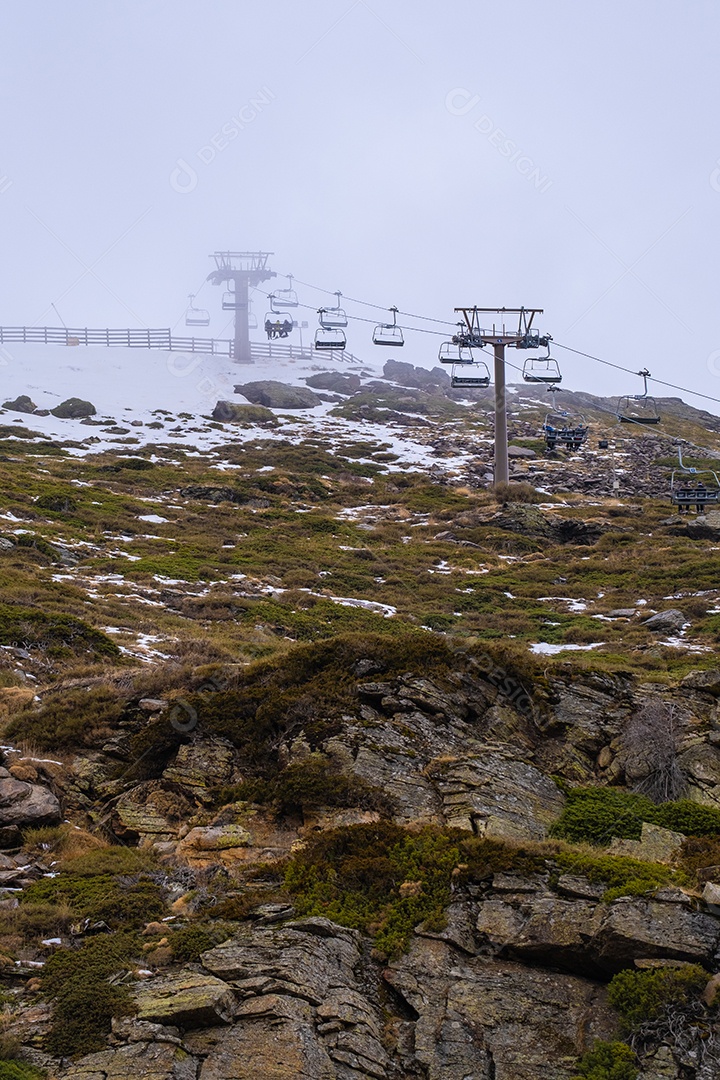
553 341 720 409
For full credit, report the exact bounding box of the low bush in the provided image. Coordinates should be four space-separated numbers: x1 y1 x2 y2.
551 787 720 847
222 753 389 816
0 604 118 659
41 932 138 1057
607 965 708 1033
169 923 230 962
7 687 125 751
571 1040 637 1080
0 1064 47 1080
23 847 164 929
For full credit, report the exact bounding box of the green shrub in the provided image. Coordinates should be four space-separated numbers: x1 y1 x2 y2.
224 753 388 815
41 932 138 1057
607 965 708 1033
0 1064 47 1080
571 1040 637 1080
23 848 164 929
551 788 652 845
555 851 685 900
286 824 475 958
169 925 218 962
7 687 125 751
551 787 720 847
0 603 118 659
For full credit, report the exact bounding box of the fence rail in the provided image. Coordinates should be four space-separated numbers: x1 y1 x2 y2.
0 326 361 365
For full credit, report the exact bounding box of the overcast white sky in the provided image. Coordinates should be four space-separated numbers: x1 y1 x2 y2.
2 0 720 403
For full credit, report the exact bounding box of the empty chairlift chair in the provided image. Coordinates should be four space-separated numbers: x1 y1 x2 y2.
274 274 299 309
522 348 562 384
315 310 346 350
450 359 491 389
185 294 210 327
320 293 348 329
372 306 404 347
616 368 660 425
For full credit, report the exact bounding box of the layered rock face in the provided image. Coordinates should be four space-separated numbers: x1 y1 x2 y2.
53 884 720 1080
6 666 720 1078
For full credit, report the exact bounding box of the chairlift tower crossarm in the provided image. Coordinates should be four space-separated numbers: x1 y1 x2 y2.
207 251 276 365
454 306 547 487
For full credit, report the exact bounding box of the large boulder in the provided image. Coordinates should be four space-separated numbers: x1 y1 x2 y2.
50 397 96 418
201 918 361 1004
383 359 450 390
199 1002 336 1080
0 770 61 827
681 669 720 696
643 609 687 633
211 402 279 426
2 395 37 413
234 381 322 409
305 372 361 394
431 753 565 839
200 919 389 1080
134 971 236 1028
161 739 234 799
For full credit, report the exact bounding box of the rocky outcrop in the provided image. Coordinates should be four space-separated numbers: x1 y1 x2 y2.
2 394 37 413
50 397 96 418
383 359 450 390
385 940 618 1080
305 372 362 395
61 1037 196 1079
474 877 720 974
134 971 236 1028
234 381 322 409
201 918 390 1079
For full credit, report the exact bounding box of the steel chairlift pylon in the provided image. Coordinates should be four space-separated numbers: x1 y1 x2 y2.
372 306 404 347
185 294 210 327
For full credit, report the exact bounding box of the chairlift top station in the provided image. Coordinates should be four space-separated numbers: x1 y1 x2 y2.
205 251 276 365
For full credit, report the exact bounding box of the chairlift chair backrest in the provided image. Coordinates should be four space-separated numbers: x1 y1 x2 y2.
320 305 348 330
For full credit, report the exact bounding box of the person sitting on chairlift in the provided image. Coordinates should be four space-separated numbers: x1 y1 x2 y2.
264 319 273 340
696 482 706 514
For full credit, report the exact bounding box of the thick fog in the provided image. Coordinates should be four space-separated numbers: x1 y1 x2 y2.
2 0 719 402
